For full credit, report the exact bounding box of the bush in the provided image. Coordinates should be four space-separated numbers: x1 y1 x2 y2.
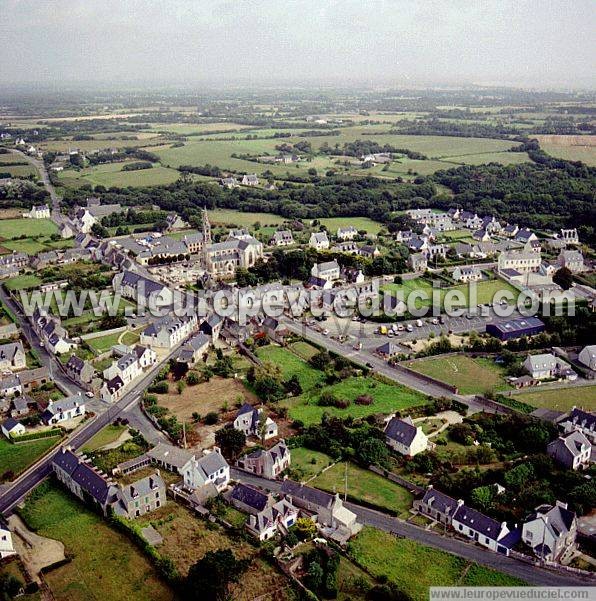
148 380 169 394
204 412 219 425
355 394 373 406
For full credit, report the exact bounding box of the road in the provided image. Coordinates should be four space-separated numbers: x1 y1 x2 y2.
231 469 593 587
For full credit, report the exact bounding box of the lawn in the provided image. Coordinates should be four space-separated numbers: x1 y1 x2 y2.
289 446 335 480
0 218 57 239
407 354 510 395
18 482 174 601
256 344 324 390
0 436 61 482
284 375 429 425
511 384 596 412
289 340 320 361
86 331 125 354
3 273 42 291
313 462 414 515
81 424 127 452
348 527 526 601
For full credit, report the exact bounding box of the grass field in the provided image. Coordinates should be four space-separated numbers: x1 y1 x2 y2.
313 462 414 515
0 436 61 481
0 218 57 239
0 164 37 177
407 355 510 395
317 216 383 234
348 527 526 601
19 482 174 601
284 375 429 425
288 340 320 361
81 424 127 452
57 163 182 188
256 345 324 390
289 446 335 480
3 273 42 290
534 135 596 166
86 330 125 353
206 208 287 227
511 384 596 411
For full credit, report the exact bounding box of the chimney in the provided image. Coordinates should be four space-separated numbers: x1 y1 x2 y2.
555 500 568 510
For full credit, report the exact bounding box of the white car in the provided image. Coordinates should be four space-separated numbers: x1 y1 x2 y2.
416 319 423 327
85 391 94 398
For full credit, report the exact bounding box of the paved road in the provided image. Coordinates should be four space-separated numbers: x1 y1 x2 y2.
230 469 593 587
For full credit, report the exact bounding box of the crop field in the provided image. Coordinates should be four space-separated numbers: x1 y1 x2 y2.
312 462 414 515
19 482 174 601
284 375 429 425
206 208 287 227
0 164 37 177
146 122 252 135
534 135 596 166
38 137 164 153
317 216 383 234
348 527 526 601
407 355 510 395
57 162 182 188
511 383 596 411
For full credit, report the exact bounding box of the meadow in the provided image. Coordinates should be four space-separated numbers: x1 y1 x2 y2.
57 162 182 188
510 383 596 412
0 436 61 481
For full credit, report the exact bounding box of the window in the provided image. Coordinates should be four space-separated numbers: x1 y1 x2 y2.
156 500 160 508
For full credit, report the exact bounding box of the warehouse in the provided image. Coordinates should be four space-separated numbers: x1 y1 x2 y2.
486 316 545 341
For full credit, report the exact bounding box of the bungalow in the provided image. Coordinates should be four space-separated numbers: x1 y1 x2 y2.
0 341 26 371
452 266 482 283
1 417 25 439
236 439 291 479
522 501 577 562
384 416 428 457
309 231 330 250
336 226 358 241
41 393 86 425
311 260 340 282
547 430 591 471
269 230 294 246
233 403 278 440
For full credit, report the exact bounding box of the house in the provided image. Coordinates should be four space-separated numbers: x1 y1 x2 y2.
515 228 538 244
1 367 49 397
452 266 482 283
199 313 223 342
395 230 414 244
236 439 291 479
557 249 585 273
1 417 25 439
228 228 252 241
25 204 51 219
221 177 239 189
414 486 460 525
472 229 491 243
409 252 427 273
376 341 402 360
113 270 174 308
547 430 591 470
359 245 381 259
280 479 361 541
100 376 125 404
0 523 15 559
311 260 340 282
578 345 596 372
146 443 195 477
59 222 75 239
0 375 21 398
559 228 579 245
452 502 517 555
233 403 278 440
269 230 294 246
41 393 86 425
0 341 26 371
498 249 541 274
523 353 577 381
309 231 330 250
503 223 519 238
140 314 198 349
261 317 289 343
464 214 483 230
522 501 577 562
406 208 433 222
336 226 358 240
481 216 502 235
307 275 333 290
384 416 428 457
177 333 210 367
165 212 189 231
242 174 259 186
341 267 365 284
230 483 271 515
114 472 166 518
65 355 96 388
11 395 31 417
186 449 230 492
560 407 596 444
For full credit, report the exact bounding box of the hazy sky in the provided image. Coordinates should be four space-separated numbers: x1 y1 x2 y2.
1 0 594 88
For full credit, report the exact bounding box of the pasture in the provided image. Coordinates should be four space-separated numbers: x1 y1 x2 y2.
0 218 57 239
206 208 287 227
57 162 182 188
511 384 596 411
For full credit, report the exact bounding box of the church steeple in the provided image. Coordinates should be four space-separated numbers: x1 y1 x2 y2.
202 207 211 245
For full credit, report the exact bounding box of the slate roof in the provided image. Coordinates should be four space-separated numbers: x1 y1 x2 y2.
119 473 164 504
528 503 576 540
230 483 270 512
566 408 596 432
453 503 506 542
147 443 194 469
385 416 418 446
421 487 459 516
2 417 22 432
547 430 591 460
280 479 333 509
195 450 229 479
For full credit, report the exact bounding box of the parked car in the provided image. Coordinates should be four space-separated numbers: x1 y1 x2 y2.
416 319 423 327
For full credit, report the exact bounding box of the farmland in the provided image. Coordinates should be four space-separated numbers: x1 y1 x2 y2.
0 218 57 239
534 135 596 166
18 482 174 601
348 527 526 601
57 162 182 188
407 355 511 395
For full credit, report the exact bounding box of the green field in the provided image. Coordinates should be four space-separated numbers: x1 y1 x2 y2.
317 216 383 234
0 218 57 239
348 527 526 601
57 162 182 188
0 164 37 177
288 340 320 361
408 355 510 395
511 384 596 412
313 462 414 515
86 330 126 353
0 436 61 481
289 446 335 480
3 273 42 290
256 345 324 390
284 375 429 425
207 208 287 227
81 424 127 452
19 482 174 601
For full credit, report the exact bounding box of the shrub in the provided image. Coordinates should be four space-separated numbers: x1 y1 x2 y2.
204 412 219 425
355 394 373 406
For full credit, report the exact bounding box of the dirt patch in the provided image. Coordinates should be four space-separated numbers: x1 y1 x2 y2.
7 514 65 583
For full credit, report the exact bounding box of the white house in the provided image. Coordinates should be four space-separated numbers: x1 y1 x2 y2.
337 226 358 240
242 174 259 186
140 314 198 349
1 417 25 439
384 416 428 457
522 353 576 381
41 394 86 425
452 266 482 283
578 345 596 372
233 403 278 440
311 260 340 282
309 231 329 250
522 501 577 562
547 430 591 471
25 204 51 219
236 439 291 479
269 230 294 246
0 524 15 559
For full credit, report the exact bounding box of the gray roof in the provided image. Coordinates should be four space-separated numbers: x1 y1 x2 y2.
280 479 333 509
0 341 24 363
529 503 576 540
547 430 591 460
230 483 270 512
119 473 165 504
421 487 459 516
566 408 596 432
120 270 167 295
45 393 85 416
147 443 194 469
385 416 418 446
453 503 505 541
2 417 22 431
195 450 228 478
143 315 192 337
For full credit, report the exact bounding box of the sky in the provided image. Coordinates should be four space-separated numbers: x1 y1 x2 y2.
1 0 595 89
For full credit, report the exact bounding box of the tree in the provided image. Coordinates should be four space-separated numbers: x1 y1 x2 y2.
177 380 186 395
185 549 248 601
215 425 246 460
553 266 574 290
253 361 285 401
504 462 534 491
470 485 495 512
187 371 200 386
258 410 269 444
306 561 324 592
356 438 389 467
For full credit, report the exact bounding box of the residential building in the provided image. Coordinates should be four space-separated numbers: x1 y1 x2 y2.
311 260 340 282
309 231 330 250
409 252 428 273
59 222 75 239
221 177 239 189
261 317 289 343
1 417 25 439
242 174 259 186
140 314 198 349
65 355 96 388
269 230 294 246
522 502 577 562
578 345 596 372
359 245 381 259
25 204 51 219
384 416 429 457
498 249 541 274
547 430 591 470
199 313 223 342
177 333 210 367
165 212 189 231
114 472 166 518
11 395 31 418
523 353 577 381
233 403 278 440
229 483 271 515
41 394 86 425
503 223 519 237
557 249 585 273
0 375 21 398
337 226 358 240
560 407 596 444
452 266 482 283
227 228 252 241
376 341 402 360
113 270 174 308
414 486 460 525
514 228 538 244
0 341 26 371
0 523 15 559
236 439 291 479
